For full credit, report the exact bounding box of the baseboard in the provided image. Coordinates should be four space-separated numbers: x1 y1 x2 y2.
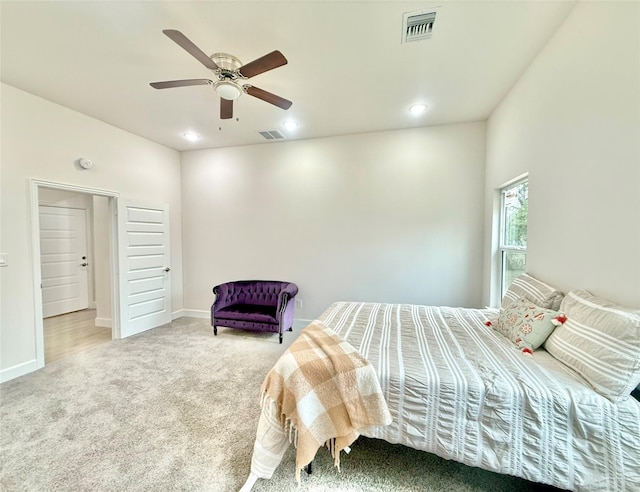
0 359 41 384
173 309 209 320
294 318 313 330
94 317 112 328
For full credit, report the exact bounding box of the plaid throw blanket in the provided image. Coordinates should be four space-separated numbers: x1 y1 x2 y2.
253 320 391 482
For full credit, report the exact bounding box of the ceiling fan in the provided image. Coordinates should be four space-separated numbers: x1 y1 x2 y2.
150 29 292 120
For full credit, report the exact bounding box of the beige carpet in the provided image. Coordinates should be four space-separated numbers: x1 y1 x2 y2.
0 317 559 491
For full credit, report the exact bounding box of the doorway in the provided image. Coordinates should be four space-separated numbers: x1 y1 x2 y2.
31 180 120 368
37 187 112 362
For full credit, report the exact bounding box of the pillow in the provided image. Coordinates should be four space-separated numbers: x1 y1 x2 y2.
502 273 563 311
544 290 640 403
494 297 564 352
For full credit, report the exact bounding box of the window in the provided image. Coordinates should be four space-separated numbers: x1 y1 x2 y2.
500 179 528 297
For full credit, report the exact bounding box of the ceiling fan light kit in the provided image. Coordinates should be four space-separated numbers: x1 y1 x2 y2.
214 81 242 100
150 29 292 120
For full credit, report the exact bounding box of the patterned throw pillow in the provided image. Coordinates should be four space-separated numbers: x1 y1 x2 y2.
502 273 564 311
544 290 640 403
494 297 565 353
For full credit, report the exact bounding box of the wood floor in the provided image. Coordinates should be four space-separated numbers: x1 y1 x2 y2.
44 309 112 363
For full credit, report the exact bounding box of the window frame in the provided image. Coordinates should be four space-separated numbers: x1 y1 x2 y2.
498 177 528 299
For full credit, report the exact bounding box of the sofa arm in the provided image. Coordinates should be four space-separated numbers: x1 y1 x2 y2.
212 282 236 311
276 283 299 321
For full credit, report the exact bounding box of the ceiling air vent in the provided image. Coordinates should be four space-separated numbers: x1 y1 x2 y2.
402 10 437 43
258 130 285 140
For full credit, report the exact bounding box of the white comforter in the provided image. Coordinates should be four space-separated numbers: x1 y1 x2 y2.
318 302 640 492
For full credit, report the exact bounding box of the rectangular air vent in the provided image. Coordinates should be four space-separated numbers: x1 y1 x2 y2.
258 130 285 140
402 10 437 43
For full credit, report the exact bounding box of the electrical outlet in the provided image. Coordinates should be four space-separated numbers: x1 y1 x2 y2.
295 299 303 309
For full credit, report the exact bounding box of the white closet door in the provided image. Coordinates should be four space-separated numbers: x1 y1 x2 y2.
118 201 171 338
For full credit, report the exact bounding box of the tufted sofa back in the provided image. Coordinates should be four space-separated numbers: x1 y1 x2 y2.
214 280 298 307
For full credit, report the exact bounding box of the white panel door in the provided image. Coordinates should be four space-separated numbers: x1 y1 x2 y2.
39 206 89 318
118 201 171 338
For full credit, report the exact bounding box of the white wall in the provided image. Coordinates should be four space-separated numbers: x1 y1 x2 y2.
484 1 640 308
0 83 184 380
181 122 486 321
93 195 112 326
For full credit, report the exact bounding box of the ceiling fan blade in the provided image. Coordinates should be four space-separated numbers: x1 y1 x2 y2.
220 98 233 119
150 79 212 89
244 85 292 110
162 29 219 70
238 50 287 79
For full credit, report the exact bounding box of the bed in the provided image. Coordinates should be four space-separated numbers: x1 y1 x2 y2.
244 275 640 492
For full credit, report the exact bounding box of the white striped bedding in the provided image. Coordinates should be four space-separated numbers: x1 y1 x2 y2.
317 302 640 492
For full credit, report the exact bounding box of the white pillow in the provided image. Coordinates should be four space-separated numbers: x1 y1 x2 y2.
502 273 563 311
544 290 640 403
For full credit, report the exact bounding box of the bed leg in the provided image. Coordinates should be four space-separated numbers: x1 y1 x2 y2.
288 326 293 331
305 461 313 474
213 327 217 336
279 333 283 344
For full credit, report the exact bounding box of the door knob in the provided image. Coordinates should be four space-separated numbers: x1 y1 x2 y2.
164 267 171 272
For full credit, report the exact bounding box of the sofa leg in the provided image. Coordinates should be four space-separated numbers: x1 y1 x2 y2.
288 326 293 331
279 333 283 344
213 327 218 336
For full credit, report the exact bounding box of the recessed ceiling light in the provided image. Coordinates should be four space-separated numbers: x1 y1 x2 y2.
183 132 200 142
282 120 299 130
409 104 428 115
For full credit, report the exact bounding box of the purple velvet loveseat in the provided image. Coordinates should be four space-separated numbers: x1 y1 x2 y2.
211 280 298 344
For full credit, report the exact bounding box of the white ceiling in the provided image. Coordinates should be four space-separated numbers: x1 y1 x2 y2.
1 1 575 152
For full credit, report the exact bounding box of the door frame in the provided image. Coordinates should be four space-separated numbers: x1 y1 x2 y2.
29 179 122 369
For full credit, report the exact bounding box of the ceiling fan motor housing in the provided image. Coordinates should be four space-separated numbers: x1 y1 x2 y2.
210 53 244 100
211 53 243 78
